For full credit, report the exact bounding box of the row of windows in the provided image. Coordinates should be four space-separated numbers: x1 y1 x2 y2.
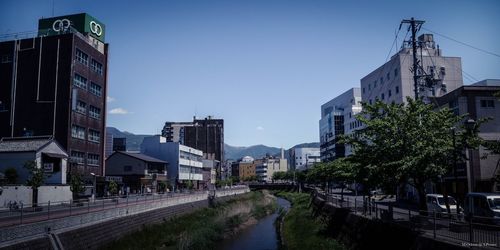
73 74 103 97
367 86 400 105
71 125 101 143
74 100 101 119
71 151 100 166
75 48 103 75
179 166 203 174
349 120 363 130
363 68 399 94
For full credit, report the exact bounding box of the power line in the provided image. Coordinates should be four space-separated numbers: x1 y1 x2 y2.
422 27 500 59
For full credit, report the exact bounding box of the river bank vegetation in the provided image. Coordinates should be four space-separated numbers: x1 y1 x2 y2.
276 191 345 250
103 191 276 250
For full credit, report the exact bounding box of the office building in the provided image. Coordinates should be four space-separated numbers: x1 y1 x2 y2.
361 34 463 105
141 136 203 189
0 13 108 176
112 137 126 152
433 79 500 193
105 133 113 158
289 147 320 171
162 116 224 162
319 88 362 161
255 156 287 182
231 156 256 181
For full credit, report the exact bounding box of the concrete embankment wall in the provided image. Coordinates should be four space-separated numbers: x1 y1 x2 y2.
0 192 247 250
311 194 468 250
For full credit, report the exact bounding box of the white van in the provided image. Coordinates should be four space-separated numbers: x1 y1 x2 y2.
426 194 458 214
464 193 500 224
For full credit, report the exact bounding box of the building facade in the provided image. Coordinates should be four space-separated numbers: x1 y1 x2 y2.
161 116 224 162
141 136 204 189
105 151 167 194
112 137 126 152
289 147 320 171
0 13 108 176
433 79 500 194
255 156 287 182
361 34 463 105
0 137 68 184
319 88 362 161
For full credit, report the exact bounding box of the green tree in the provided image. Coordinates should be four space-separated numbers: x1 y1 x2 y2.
69 172 86 200
108 180 118 195
343 98 483 211
24 161 46 207
4 168 18 184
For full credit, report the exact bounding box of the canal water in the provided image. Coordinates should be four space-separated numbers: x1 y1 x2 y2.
218 197 291 250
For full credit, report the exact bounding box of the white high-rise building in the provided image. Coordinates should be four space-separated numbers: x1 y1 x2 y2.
361 34 463 105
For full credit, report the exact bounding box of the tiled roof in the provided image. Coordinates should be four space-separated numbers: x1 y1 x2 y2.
0 138 52 152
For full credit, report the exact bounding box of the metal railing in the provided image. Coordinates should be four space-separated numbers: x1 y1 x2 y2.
320 191 500 249
0 187 248 229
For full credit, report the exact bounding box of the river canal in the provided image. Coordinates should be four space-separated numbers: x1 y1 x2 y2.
217 197 291 250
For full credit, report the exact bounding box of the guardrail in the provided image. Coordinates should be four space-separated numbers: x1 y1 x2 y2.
320 191 500 249
0 187 249 230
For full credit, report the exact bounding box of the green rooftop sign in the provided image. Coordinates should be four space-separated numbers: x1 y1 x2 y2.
38 13 105 42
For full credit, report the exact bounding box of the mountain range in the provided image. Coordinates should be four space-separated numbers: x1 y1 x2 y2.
106 127 319 160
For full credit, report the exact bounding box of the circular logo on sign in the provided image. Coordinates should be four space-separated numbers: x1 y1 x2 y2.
52 19 71 32
89 21 102 36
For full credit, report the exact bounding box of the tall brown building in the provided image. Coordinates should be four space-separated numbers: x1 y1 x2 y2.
162 116 224 162
0 13 108 176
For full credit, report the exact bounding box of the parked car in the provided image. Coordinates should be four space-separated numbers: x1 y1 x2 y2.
464 193 500 225
426 194 458 215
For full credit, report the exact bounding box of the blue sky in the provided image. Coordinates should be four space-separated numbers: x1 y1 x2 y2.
1 0 499 148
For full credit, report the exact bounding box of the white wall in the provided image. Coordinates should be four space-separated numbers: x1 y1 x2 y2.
0 185 72 207
0 186 32 207
38 185 72 204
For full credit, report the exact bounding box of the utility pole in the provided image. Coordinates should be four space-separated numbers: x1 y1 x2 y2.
401 17 425 100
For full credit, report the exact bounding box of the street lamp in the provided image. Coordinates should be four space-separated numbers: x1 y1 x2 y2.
464 119 476 194
90 172 97 202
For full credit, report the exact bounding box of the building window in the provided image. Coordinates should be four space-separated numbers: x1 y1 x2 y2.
480 100 495 108
386 72 390 81
395 86 399 94
368 84 371 90
88 129 100 143
381 93 385 100
1 54 12 63
374 80 377 88
394 68 398 77
89 105 101 119
380 77 383 84
74 74 87 89
363 88 365 94
71 125 86 140
76 100 86 114
89 82 102 97
91 59 103 75
71 151 85 164
369 99 372 104
88 154 99 166
388 90 392 97
75 49 88 65
124 165 132 172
